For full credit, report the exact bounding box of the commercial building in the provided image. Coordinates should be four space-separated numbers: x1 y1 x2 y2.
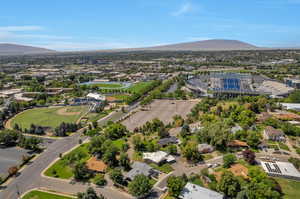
261 161 300 181
280 103 300 112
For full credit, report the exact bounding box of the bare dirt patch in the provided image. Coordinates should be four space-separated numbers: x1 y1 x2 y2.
122 99 199 131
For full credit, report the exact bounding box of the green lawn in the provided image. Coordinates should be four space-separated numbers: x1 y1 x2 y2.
149 163 174 173
126 81 154 94
274 177 300 199
11 106 88 130
112 139 126 150
190 178 204 186
111 94 130 101
278 142 291 151
86 110 112 123
22 190 74 199
93 83 123 88
44 144 90 179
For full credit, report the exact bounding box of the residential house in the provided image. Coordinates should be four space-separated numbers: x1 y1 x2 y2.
86 157 107 173
198 144 214 154
179 183 224 199
158 136 178 147
227 140 249 150
263 126 285 142
125 162 159 181
143 151 175 165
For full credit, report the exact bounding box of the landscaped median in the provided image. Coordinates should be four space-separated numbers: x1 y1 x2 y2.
44 143 91 179
22 189 75 199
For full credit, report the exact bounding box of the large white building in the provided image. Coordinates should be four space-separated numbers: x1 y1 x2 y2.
261 161 300 181
86 93 106 101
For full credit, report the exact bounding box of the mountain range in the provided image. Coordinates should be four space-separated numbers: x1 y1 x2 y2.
0 43 56 56
0 39 280 56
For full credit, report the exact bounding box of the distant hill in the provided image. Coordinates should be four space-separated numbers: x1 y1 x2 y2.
143 39 259 51
0 43 55 56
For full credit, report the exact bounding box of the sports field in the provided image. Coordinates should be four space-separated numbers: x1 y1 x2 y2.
92 83 123 88
9 106 88 130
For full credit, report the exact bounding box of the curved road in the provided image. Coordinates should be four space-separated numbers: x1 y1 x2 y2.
0 133 132 199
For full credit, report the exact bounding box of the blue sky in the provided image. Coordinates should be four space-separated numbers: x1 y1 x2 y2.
0 0 300 51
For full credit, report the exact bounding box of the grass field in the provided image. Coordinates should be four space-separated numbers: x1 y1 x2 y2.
126 81 154 94
275 177 300 199
22 190 74 199
93 83 123 88
10 106 88 130
44 144 90 179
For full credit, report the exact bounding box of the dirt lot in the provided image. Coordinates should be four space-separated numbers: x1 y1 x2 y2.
122 99 199 131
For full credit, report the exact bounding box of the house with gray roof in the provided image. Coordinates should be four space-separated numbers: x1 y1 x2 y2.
125 162 159 181
179 183 224 199
158 136 178 147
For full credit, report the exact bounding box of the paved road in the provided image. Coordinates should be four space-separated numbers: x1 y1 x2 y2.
155 156 223 191
0 133 132 199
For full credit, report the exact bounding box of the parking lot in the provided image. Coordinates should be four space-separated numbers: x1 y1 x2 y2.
0 147 30 177
122 99 199 131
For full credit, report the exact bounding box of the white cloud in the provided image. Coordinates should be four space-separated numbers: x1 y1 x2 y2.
0 25 43 32
171 2 194 16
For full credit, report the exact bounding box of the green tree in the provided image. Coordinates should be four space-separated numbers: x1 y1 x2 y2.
109 168 124 185
104 123 127 140
182 143 202 163
102 145 118 167
119 152 130 170
77 187 105 199
74 162 92 180
223 153 236 168
167 176 186 197
128 174 152 197
217 171 241 198
93 174 107 187
166 144 178 155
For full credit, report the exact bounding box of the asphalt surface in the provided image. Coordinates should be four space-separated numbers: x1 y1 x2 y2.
0 132 132 199
0 147 30 177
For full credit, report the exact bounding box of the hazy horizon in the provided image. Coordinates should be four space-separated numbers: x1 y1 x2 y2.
1 0 300 51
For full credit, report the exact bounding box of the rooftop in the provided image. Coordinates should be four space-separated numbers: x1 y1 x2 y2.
179 183 224 199
264 126 284 136
227 140 248 147
125 162 154 181
86 157 107 172
261 161 300 179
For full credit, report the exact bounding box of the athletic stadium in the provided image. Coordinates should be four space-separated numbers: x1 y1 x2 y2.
186 72 294 98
